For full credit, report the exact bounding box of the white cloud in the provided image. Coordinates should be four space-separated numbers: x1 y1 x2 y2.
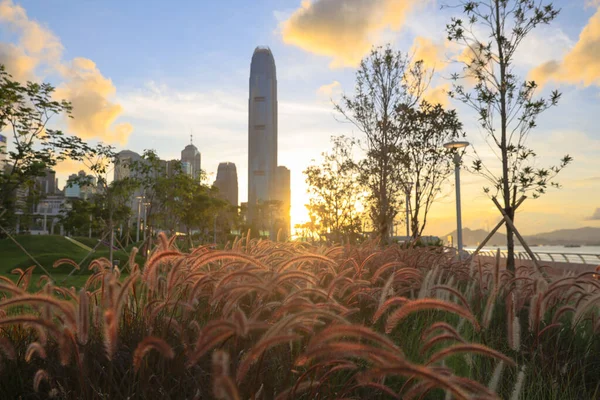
530 5 600 87
279 0 430 67
0 0 131 144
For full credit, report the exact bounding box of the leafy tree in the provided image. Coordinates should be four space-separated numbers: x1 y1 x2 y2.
75 143 136 262
60 199 95 237
396 101 465 238
216 203 243 243
335 45 429 243
180 184 227 244
0 65 94 231
155 161 198 233
446 0 572 270
128 149 165 238
293 220 320 243
304 136 364 244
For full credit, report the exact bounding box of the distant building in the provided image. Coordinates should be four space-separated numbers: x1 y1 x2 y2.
36 169 57 195
113 150 145 219
163 159 178 177
163 159 193 178
248 46 278 224
181 139 201 180
114 150 142 181
181 161 193 177
274 166 291 238
31 194 67 235
213 162 238 206
65 170 97 199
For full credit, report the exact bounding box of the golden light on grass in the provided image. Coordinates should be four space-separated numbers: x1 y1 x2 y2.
0 232 597 398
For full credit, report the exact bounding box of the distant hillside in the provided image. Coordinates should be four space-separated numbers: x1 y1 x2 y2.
526 227 600 246
444 226 600 247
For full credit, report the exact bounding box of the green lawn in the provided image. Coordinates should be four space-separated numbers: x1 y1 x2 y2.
0 235 142 289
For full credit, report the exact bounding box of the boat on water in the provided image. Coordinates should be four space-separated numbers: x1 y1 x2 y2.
565 244 581 248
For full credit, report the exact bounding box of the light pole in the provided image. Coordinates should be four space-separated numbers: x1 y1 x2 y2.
136 195 144 242
404 182 413 238
443 141 470 257
143 202 150 242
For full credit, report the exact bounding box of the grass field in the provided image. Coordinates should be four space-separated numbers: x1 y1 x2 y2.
0 234 599 399
0 235 142 288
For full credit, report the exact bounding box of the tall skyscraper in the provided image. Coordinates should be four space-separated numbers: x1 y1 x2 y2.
248 46 278 223
214 162 238 206
181 136 201 180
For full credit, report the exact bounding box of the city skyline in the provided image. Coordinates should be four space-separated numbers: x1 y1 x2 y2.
0 0 599 236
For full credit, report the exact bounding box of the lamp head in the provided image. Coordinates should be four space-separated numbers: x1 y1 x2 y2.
443 141 470 150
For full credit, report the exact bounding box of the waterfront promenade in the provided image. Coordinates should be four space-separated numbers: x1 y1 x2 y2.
468 249 600 277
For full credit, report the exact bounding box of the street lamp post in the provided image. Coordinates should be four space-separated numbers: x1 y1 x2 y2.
443 141 470 257
143 202 150 242
136 195 144 242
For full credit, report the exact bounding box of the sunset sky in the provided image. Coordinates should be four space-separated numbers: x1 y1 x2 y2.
1 0 599 237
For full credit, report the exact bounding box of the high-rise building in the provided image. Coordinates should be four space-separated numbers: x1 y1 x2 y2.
274 166 291 238
248 46 278 223
214 162 238 206
181 137 201 180
114 150 142 181
36 169 57 195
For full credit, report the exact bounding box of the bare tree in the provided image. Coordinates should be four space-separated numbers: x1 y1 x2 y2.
446 0 572 271
335 45 429 243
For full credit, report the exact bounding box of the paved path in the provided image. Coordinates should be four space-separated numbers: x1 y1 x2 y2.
64 236 93 252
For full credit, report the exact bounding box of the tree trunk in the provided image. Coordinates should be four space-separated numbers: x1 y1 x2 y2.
495 0 514 272
505 208 515 272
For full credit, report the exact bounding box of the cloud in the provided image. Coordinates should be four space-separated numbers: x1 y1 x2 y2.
280 0 427 67
0 0 131 144
317 80 341 98
529 5 600 87
0 0 62 66
411 37 448 70
423 83 450 107
55 58 132 145
0 42 36 81
586 208 600 221
53 158 92 178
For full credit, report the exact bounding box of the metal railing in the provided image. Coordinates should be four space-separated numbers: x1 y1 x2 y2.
466 249 600 265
